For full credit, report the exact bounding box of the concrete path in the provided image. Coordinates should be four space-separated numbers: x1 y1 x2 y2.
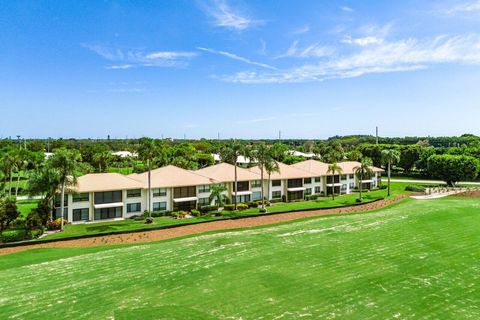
390 179 480 185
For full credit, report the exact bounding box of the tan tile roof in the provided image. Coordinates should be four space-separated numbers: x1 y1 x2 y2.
248 162 313 179
73 173 144 193
291 159 330 176
337 161 384 174
128 165 216 188
195 162 260 182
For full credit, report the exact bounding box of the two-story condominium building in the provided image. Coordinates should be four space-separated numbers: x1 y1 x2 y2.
248 162 319 201
337 161 384 192
195 163 262 203
127 165 216 212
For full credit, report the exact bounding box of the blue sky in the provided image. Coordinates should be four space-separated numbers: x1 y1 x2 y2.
1 0 480 139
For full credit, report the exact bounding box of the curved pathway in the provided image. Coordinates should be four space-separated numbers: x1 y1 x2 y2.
0 195 409 256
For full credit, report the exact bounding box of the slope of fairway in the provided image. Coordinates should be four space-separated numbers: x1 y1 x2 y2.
1 197 480 319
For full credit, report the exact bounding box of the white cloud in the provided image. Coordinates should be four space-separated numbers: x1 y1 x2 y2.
105 64 134 70
340 6 354 12
444 0 480 14
276 41 335 59
83 44 197 69
342 36 384 46
197 47 277 70
218 34 480 83
200 0 257 30
292 25 310 35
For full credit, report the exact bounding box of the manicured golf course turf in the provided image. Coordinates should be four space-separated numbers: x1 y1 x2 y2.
1 197 480 319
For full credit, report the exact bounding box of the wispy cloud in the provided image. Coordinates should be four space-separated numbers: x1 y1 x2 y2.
341 36 384 46
275 41 335 59
292 25 310 35
83 43 197 69
444 0 480 14
340 6 354 12
218 34 480 83
237 116 277 124
197 47 277 70
200 0 258 30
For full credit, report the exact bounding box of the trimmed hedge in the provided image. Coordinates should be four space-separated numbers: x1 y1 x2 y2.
199 205 218 213
405 185 426 192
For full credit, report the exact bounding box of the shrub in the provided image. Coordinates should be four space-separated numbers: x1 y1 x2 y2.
145 217 154 224
305 195 319 201
151 210 171 217
172 211 188 219
259 208 267 213
191 209 201 217
30 228 44 239
379 185 387 190
1 229 27 243
281 195 287 202
356 198 364 203
199 205 217 213
25 211 43 231
236 203 249 211
270 198 282 203
248 201 258 208
405 185 426 193
46 218 67 231
223 204 235 211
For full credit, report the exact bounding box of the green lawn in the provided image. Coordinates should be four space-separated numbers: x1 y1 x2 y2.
41 182 417 241
2 197 480 319
16 199 40 218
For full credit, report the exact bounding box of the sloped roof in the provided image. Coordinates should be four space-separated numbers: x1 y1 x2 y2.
128 165 216 188
195 162 260 182
337 161 384 174
248 162 313 179
73 173 144 193
291 159 330 176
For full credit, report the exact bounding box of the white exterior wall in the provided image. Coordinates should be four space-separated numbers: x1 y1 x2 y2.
151 187 171 211
124 189 146 218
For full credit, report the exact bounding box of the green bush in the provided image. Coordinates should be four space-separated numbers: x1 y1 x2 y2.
199 205 218 213
355 198 364 203
1 229 27 243
236 203 249 211
145 217 153 224
259 208 267 213
379 185 387 190
405 185 426 192
223 204 235 211
30 228 44 239
172 211 188 219
248 201 258 208
270 198 282 203
151 210 171 217
305 195 319 201
191 209 201 217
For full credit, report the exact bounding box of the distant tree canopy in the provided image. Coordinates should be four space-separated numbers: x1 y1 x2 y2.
427 155 479 186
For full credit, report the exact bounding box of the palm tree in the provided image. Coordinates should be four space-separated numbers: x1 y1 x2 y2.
381 149 400 197
251 143 271 211
48 148 81 230
93 151 113 172
265 157 280 204
209 184 227 209
27 166 62 221
137 137 158 217
0 152 15 195
220 140 246 210
14 149 30 197
327 163 342 200
353 158 374 202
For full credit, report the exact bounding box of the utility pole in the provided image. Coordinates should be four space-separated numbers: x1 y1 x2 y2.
375 126 379 145
278 130 281 142
16 135 21 149
217 132 220 140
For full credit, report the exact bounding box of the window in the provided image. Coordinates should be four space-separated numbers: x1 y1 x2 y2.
198 197 210 206
342 184 347 191
174 186 196 198
272 180 281 187
153 188 167 197
341 175 347 180
233 181 249 192
153 202 167 211
349 182 355 188
127 189 141 198
54 195 67 207
349 174 354 179
198 185 211 193
326 176 340 184
305 188 312 195
287 191 303 201
272 191 281 199
94 191 122 204
127 203 141 213
314 177 321 183
73 208 89 221
315 186 321 194
252 191 262 200
235 195 251 203
173 200 196 212
53 207 68 220
287 179 303 188
73 193 89 202
304 178 312 184
94 207 122 220
251 180 261 188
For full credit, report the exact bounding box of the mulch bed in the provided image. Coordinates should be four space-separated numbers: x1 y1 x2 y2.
0 195 409 256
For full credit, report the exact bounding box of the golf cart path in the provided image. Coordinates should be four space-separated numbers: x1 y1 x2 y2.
391 179 480 185
0 195 409 256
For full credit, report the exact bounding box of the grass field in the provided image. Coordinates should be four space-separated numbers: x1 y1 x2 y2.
2 196 480 319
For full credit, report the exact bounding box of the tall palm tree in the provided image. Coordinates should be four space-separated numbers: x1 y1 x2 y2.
209 184 227 209
353 158 374 202
381 149 400 197
48 148 81 230
0 152 15 195
27 166 62 221
220 140 246 210
137 137 158 216
327 162 342 200
93 151 113 173
14 149 30 197
251 143 271 210
265 156 280 204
